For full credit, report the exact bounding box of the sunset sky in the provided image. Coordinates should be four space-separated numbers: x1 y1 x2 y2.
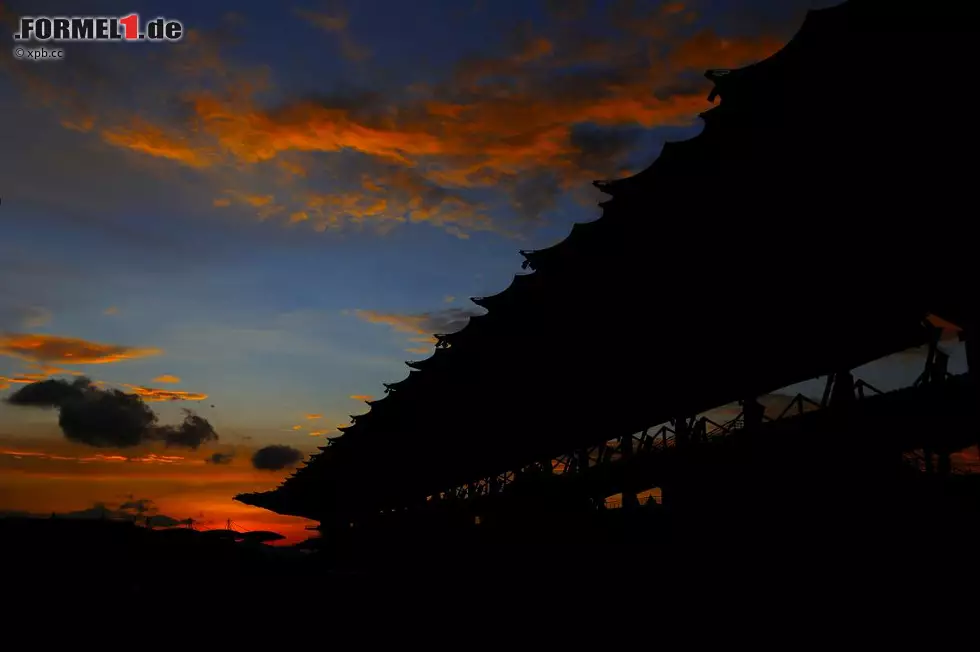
7 0 953 543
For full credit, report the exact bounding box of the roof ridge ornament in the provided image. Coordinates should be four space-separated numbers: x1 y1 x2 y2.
705 69 731 102
519 249 536 270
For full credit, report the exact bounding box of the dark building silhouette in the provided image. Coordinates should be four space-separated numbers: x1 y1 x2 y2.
236 0 979 559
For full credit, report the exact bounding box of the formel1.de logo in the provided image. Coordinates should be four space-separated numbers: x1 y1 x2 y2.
13 14 183 42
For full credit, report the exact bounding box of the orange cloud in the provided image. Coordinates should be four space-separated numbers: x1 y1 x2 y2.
153 374 181 384
277 158 307 178
0 333 162 365
213 191 287 220
0 374 47 390
305 414 323 420
295 8 346 32
102 119 217 167
0 449 184 464
241 194 275 207
27 364 84 376
104 306 119 316
355 308 478 335
61 117 96 132
667 30 783 72
354 307 483 353
308 431 328 437
190 94 449 165
286 170 491 236
26 2 792 238
353 311 435 335
0 437 318 545
121 385 208 402
0 374 47 384
291 425 304 431
349 395 372 401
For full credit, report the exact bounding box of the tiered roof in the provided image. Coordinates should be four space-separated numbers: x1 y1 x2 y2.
238 0 978 522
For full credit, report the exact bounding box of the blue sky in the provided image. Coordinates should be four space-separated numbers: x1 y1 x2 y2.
11 0 940 530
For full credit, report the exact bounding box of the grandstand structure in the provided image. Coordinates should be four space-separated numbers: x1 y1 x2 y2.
237 0 979 542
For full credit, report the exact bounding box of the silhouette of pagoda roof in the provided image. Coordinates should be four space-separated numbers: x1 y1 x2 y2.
238 0 978 521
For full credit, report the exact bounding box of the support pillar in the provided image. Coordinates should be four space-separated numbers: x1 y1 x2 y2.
673 417 691 449
915 324 946 387
968 331 980 459
693 417 708 444
620 433 633 456
965 329 978 375
620 434 639 510
741 398 765 432
930 350 950 384
821 373 835 408
640 427 653 453
830 371 856 407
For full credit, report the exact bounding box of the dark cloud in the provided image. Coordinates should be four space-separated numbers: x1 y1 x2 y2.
145 514 186 528
4 498 190 527
59 387 157 448
251 445 304 471
119 498 155 514
149 411 218 449
508 170 563 222
56 503 122 520
5 378 219 449
0 510 32 518
6 377 89 408
117 497 190 527
570 123 646 171
206 452 235 465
